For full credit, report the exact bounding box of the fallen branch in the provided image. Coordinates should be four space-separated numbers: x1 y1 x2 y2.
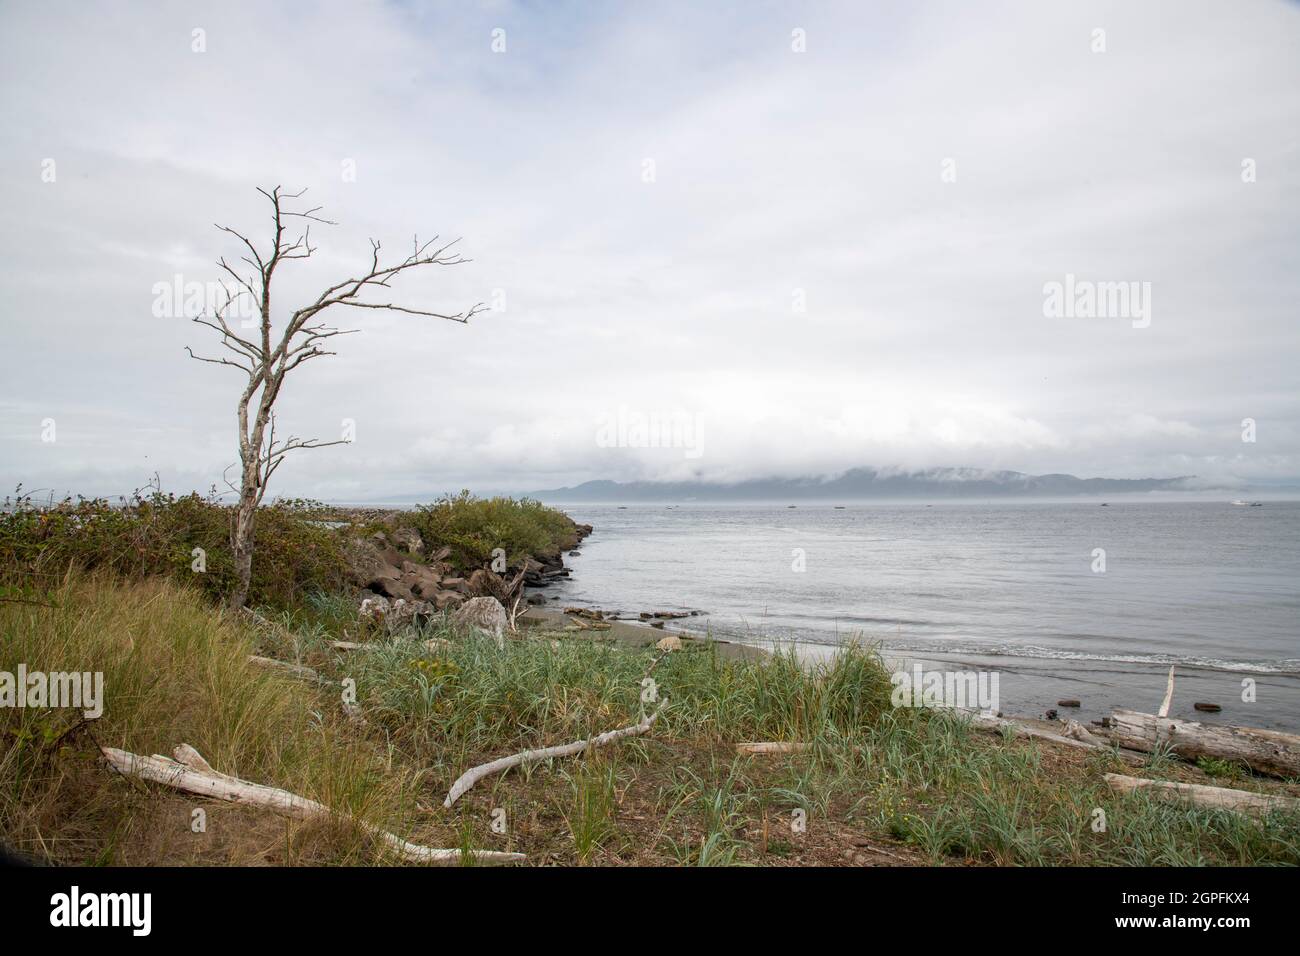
1104 772 1300 816
1108 709 1300 779
102 744 523 865
1158 665 1176 718
444 702 665 808
248 655 328 684
737 742 811 755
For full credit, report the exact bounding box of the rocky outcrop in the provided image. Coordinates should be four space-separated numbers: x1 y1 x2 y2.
346 519 593 620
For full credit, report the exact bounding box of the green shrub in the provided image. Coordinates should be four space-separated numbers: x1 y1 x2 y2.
0 488 350 610
407 490 578 570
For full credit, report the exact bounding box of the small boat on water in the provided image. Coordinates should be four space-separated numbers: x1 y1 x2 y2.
1230 499 1264 507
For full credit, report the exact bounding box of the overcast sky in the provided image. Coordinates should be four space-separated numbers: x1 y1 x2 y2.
1 0 1297 501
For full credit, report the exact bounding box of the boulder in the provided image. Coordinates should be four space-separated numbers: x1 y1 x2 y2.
359 594 435 633
468 568 506 598
432 589 466 611
358 594 391 624
655 635 682 652
452 596 509 647
441 576 470 595
347 536 417 600
390 526 425 556
385 598 436 631
399 561 444 600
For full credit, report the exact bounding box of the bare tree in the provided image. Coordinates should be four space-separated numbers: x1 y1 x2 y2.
188 186 484 609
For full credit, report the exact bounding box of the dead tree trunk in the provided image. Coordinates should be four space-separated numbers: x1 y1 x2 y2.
185 186 484 608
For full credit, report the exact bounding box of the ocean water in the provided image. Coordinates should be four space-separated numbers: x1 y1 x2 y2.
545 500 1300 730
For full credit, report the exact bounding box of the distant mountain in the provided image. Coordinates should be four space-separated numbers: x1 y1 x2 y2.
532 467 1197 502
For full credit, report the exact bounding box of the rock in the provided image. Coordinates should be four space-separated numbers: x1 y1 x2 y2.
390 526 425 556
432 589 466 611
650 621 665 629
429 545 452 562
568 550 581 556
385 598 435 632
399 561 444 600
1057 699 1081 708
359 595 434 633
452 596 509 647
359 594 391 624
1193 702 1223 713
655 635 682 652
1045 709 1059 721
347 536 417 600
441 577 470 595
526 592 546 606
467 568 505 598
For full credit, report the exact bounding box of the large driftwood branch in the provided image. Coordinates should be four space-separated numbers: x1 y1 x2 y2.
1108 709 1300 779
1104 772 1300 816
102 744 523 865
444 702 665 808
963 711 1144 764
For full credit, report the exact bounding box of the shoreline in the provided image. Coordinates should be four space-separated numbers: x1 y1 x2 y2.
534 516 1300 733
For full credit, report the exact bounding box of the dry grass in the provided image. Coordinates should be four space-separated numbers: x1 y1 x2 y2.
0 572 420 865
4 571 1299 867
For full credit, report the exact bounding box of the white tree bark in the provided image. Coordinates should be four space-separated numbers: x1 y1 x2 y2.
444 703 664 808
103 744 524 865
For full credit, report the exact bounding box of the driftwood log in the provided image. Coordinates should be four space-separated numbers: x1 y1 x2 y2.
247 655 327 684
736 742 811 755
444 702 664 808
964 711 1145 764
1108 709 1300 779
102 744 523 865
1104 773 1300 816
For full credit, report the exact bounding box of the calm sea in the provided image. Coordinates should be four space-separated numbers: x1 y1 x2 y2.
545 500 1300 730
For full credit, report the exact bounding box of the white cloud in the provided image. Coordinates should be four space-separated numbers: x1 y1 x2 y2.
1 0 1297 500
